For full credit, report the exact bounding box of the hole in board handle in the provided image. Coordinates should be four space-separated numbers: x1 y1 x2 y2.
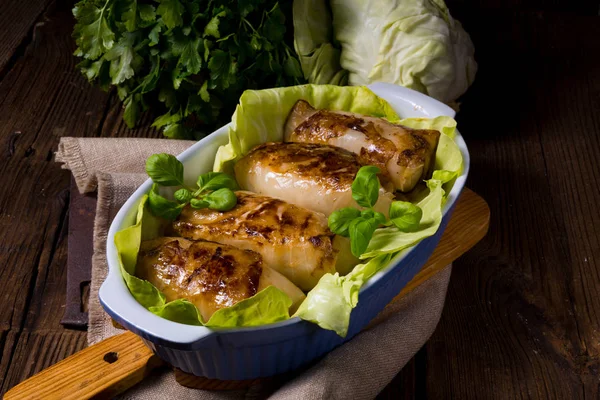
103 352 119 364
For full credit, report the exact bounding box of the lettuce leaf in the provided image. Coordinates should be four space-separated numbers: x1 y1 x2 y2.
293 254 392 337
213 84 400 171
150 299 203 326
114 195 292 327
114 195 166 309
204 286 292 327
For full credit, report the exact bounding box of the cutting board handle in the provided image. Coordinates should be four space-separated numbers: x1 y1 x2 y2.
4 331 163 400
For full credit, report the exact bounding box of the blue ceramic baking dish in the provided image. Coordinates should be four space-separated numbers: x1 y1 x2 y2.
100 82 470 380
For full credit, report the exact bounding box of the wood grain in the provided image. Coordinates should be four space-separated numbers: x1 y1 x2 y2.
411 10 600 400
4 332 162 400
0 0 53 77
0 1 161 394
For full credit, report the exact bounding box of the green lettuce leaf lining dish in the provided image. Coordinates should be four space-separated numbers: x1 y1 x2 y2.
213 84 399 171
293 254 391 337
115 85 463 336
114 195 292 327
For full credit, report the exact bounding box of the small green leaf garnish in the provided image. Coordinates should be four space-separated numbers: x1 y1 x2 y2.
196 171 239 193
148 183 185 219
145 153 238 219
203 188 237 211
360 209 386 225
190 198 209 209
174 188 193 203
145 153 185 186
351 166 381 208
328 165 424 258
328 208 361 237
348 218 380 258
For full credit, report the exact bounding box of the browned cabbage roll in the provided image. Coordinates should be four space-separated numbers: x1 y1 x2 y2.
171 192 354 290
284 100 441 192
234 142 394 217
137 237 305 321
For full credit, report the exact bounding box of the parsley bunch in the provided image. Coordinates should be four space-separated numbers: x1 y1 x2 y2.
329 166 423 257
145 153 239 219
73 0 304 138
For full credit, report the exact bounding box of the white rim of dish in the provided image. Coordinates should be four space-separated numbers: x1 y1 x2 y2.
100 82 470 345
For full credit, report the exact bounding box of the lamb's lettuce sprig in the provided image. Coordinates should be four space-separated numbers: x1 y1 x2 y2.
145 153 238 219
328 166 423 257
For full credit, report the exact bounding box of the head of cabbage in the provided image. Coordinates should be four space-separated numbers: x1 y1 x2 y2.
293 0 477 106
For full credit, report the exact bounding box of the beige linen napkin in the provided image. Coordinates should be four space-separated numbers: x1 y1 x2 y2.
56 137 452 400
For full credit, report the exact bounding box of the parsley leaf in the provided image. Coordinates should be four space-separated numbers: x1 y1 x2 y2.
123 94 140 128
179 38 202 74
104 32 136 84
138 4 155 22
72 0 305 135
73 1 115 60
156 0 183 30
204 11 227 39
121 0 137 32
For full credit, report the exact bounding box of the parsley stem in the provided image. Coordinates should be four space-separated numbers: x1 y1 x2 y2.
97 0 113 45
241 18 258 34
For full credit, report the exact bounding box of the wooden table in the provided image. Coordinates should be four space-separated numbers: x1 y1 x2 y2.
1 0 598 398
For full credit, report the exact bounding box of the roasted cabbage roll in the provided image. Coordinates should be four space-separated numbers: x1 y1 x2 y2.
234 142 394 217
137 237 305 321
284 100 441 192
171 192 352 290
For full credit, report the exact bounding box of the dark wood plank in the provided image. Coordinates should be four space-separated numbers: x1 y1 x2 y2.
0 1 160 394
380 10 600 399
530 53 600 400
453 11 600 57
2 331 87 393
0 4 105 334
0 0 54 77
414 14 600 400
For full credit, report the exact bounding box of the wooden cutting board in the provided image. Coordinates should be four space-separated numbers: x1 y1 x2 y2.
5 188 489 400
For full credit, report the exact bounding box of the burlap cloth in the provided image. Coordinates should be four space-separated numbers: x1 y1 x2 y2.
55 137 452 400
